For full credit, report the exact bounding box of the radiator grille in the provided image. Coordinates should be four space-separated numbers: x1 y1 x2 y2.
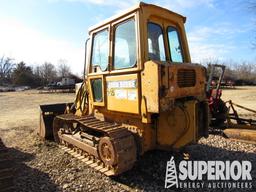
177 69 196 87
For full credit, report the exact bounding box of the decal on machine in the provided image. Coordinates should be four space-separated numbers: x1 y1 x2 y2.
127 90 137 100
112 90 137 100
107 80 137 89
114 89 127 99
107 80 137 100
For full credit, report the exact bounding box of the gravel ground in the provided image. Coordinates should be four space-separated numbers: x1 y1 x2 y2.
0 89 256 192
1 127 255 192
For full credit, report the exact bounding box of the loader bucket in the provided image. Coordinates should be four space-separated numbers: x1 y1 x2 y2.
39 103 73 140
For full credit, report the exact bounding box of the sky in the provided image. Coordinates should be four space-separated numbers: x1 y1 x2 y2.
0 0 255 75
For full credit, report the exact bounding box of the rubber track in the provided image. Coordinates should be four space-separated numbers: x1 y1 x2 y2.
55 114 137 176
0 139 14 192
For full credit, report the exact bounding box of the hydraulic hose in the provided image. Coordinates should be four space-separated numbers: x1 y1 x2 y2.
70 81 89 114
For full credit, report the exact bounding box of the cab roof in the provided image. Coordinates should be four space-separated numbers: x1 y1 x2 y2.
88 2 186 34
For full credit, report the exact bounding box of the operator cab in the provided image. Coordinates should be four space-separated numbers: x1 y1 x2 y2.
85 2 191 76
83 2 206 129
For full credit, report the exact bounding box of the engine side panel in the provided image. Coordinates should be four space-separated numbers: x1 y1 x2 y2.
157 100 198 149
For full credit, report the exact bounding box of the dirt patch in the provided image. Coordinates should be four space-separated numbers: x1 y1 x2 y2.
222 86 256 115
0 90 74 129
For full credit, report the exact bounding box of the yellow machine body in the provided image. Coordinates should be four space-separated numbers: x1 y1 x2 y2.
38 3 209 175
76 2 209 154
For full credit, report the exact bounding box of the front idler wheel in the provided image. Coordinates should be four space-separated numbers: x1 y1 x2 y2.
98 137 117 167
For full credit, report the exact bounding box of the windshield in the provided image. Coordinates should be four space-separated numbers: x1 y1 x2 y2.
147 22 166 61
167 26 183 62
147 22 184 63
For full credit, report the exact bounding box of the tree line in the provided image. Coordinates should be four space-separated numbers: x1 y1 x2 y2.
1 56 255 87
0 56 74 87
204 59 256 85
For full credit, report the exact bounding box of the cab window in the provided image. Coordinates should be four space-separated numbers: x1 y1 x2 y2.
147 22 166 61
114 19 136 69
91 78 103 102
91 29 109 71
167 26 183 62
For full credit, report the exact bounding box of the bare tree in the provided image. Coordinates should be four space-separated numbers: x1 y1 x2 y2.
0 56 15 85
57 59 71 78
40 62 57 85
236 62 256 81
33 65 41 78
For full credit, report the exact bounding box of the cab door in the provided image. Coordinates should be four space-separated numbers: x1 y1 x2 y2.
88 14 141 115
106 15 140 114
88 26 109 108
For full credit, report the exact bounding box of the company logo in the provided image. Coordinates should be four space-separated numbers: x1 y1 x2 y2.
165 156 253 189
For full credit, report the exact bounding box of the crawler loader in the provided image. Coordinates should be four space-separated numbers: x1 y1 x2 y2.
39 2 209 176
